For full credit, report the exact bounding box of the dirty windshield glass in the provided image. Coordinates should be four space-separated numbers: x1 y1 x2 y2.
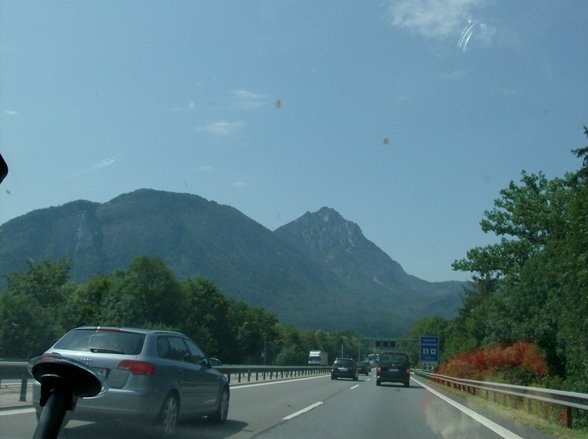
1 1 587 438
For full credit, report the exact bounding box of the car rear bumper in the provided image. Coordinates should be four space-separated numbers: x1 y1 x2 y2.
376 373 409 383
331 371 356 379
33 383 163 421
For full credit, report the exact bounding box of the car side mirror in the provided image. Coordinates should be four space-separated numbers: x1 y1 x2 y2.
209 357 222 367
0 153 8 184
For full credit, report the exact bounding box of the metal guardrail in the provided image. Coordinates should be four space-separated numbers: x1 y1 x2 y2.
0 361 330 405
414 370 588 428
0 361 31 403
219 365 330 383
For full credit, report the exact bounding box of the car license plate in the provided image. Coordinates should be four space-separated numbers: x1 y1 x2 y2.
388 368 398 372
339 367 348 371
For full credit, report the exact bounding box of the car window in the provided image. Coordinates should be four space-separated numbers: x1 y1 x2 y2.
379 353 408 364
165 336 190 362
183 338 204 364
54 329 145 355
335 359 353 366
156 336 172 359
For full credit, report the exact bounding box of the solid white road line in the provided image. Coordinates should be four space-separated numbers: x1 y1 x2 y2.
411 376 523 439
0 407 35 416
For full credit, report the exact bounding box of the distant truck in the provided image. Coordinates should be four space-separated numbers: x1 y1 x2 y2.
308 350 328 366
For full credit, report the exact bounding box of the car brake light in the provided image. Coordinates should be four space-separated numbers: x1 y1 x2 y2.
118 360 156 375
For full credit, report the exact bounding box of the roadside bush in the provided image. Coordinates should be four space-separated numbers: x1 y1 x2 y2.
437 341 547 384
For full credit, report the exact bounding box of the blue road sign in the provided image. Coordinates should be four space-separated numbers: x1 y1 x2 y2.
420 336 439 362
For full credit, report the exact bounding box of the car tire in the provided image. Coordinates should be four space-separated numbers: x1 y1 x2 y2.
331 376 335 380
376 379 381 386
209 386 229 424
353 373 358 381
404 380 410 388
156 393 179 437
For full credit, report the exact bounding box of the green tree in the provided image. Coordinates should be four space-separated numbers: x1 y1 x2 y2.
273 323 307 365
4 258 72 307
102 255 186 328
0 258 72 358
61 274 112 328
452 172 568 286
228 301 278 364
556 128 588 389
448 128 588 388
180 277 234 360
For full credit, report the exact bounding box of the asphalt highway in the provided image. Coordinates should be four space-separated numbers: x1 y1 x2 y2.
0 374 556 439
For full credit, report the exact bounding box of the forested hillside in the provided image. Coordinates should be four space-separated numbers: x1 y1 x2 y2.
0 255 362 365
0 189 464 336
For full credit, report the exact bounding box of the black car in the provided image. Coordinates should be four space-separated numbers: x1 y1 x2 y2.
331 358 358 381
376 352 410 387
357 361 370 375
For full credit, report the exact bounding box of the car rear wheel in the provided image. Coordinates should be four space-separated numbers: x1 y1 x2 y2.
404 380 410 388
157 393 179 437
376 379 381 386
209 386 229 424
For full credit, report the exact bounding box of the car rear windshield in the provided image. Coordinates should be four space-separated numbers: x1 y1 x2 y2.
54 329 146 355
335 359 353 366
379 353 408 364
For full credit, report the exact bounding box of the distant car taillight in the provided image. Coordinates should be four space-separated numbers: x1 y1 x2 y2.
376 366 382 374
118 360 156 376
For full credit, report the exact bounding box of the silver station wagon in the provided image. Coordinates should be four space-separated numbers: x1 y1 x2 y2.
32 326 230 436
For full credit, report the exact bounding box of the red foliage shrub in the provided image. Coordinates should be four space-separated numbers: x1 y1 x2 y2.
437 341 547 383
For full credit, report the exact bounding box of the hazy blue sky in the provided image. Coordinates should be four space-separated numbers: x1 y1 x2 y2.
1 0 587 282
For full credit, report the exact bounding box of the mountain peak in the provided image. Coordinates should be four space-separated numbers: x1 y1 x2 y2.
315 207 343 223
287 207 364 253
275 207 454 298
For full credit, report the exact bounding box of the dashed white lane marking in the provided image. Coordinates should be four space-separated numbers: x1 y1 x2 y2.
283 402 324 420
